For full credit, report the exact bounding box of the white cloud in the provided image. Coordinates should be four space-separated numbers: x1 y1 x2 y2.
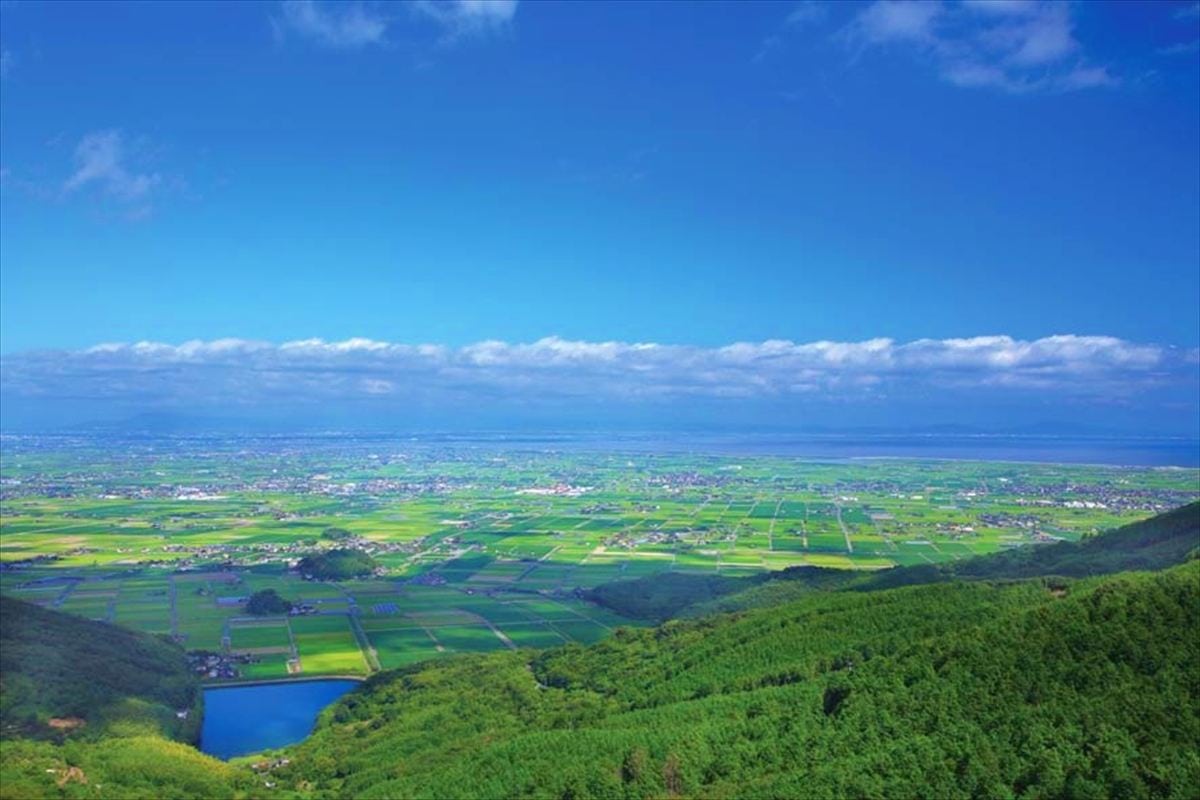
360 378 395 395
276 0 389 48
786 1 828 28
1159 40 1200 56
1054 64 1118 91
272 1 518 50
842 0 1116 94
943 60 1020 90
960 0 1039 15
3 334 1190 409
1175 2 1200 21
62 130 163 216
1159 1 1200 56
411 0 517 41
853 0 942 45
999 4 1076 67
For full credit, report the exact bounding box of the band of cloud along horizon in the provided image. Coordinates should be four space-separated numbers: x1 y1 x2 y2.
2 334 1196 408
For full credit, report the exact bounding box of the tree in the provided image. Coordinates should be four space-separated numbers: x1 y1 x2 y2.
297 548 379 580
245 589 293 615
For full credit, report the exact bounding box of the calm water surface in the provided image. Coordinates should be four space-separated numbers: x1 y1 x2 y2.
200 679 358 759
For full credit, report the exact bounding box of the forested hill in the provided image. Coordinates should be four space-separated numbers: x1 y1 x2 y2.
275 560 1200 798
590 502 1200 620
1 505 1197 799
0 598 246 799
0 596 199 742
950 499 1200 579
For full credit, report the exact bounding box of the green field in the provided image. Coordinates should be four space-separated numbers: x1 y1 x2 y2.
2 438 1196 682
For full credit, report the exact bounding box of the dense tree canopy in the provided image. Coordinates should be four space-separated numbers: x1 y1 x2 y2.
0 597 249 799
0 596 198 743
1 505 1197 799
244 589 292 616
593 503 1200 620
276 562 1200 799
297 548 379 580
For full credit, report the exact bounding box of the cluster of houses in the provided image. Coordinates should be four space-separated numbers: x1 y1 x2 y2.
978 513 1047 530
603 528 679 550
214 592 318 615
408 572 447 587
516 483 593 497
187 651 255 680
0 553 63 572
935 522 979 537
251 756 292 786
644 472 731 490
102 531 424 573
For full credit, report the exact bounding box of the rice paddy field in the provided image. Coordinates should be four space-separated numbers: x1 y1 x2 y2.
2 433 1197 683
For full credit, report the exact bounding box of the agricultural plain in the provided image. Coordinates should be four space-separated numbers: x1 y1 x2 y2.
2 434 1196 682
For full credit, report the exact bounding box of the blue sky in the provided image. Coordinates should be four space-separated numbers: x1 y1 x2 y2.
1 1 1198 434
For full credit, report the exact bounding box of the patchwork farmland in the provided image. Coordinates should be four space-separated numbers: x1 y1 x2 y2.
2 434 1197 682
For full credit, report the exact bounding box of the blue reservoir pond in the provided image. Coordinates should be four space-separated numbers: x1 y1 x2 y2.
200 679 359 759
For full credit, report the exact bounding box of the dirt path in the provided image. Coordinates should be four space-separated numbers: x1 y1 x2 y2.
835 503 854 554
767 499 782 551
481 618 516 650
348 613 381 671
52 580 79 609
872 516 899 551
419 625 445 652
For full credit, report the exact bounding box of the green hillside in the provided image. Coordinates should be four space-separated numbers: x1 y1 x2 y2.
1 504 1197 799
592 502 1200 620
950 499 1200 578
0 597 247 799
266 506 1200 798
0 596 199 742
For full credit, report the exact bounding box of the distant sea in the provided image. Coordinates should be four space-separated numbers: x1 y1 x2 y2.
443 433 1200 468
6 430 1198 468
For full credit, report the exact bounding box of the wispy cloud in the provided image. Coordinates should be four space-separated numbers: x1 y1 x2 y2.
843 0 1117 93
852 0 941 46
271 1 518 50
786 1 828 28
275 0 389 48
764 1 1117 94
1159 40 1200 56
62 130 163 219
0 47 12 80
411 0 518 43
3 335 1193 412
1161 2 1200 56
757 1 829 63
